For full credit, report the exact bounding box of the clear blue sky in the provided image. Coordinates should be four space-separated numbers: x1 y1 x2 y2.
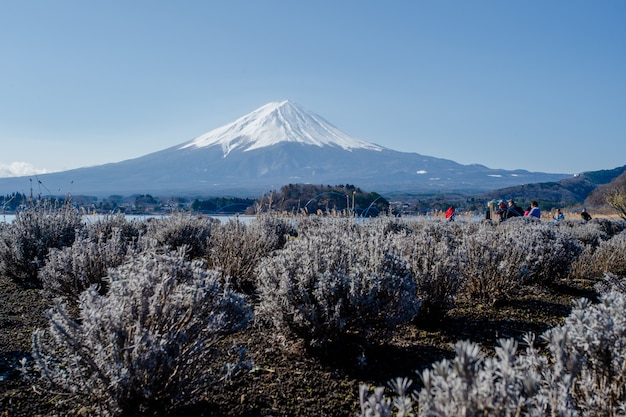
1 1 624 177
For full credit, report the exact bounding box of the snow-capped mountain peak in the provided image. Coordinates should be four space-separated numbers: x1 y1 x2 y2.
180 100 384 156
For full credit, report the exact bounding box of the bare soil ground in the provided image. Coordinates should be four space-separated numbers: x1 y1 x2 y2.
0 274 597 416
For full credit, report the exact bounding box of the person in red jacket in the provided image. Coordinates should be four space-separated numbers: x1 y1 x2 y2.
445 206 455 222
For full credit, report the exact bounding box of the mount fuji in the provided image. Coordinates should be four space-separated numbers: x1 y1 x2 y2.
0 100 569 197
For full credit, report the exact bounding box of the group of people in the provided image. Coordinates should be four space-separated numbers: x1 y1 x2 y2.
491 200 592 223
449 200 540 222
552 207 593 223
493 199 540 222
447 201 593 223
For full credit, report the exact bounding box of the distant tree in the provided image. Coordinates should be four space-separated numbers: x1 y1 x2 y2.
1 192 27 211
191 199 218 212
135 194 158 205
256 184 389 216
605 187 626 219
190 197 254 214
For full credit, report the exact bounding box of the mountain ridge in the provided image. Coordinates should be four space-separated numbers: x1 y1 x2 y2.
0 101 570 198
473 165 626 208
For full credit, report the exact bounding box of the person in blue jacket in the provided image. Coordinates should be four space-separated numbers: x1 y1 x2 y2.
553 208 565 223
528 201 541 219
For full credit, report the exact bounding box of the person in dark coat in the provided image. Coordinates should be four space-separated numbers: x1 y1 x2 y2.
504 199 524 220
581 208 592 221
495 202 507 222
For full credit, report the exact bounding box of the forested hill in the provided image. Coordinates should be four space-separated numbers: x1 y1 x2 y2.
256 184 390 216
585 169 626 206
473 165 626 208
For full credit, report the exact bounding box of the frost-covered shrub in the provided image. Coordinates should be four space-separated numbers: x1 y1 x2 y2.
256 221 420 348
38 213 144 301
294 215 361 239
497 220 583 285
379 216 414 236
569 244 598 282
0 200 83 287
359 337 545 417
533 291 626 415
589 231 626 277
142 212 217 260
592 217 626 238
398 223 463 320
405 218 476 241
556 219 610 247
207 215 293 295
456 224 524 305
455 220 582 304
557 218 624 246
291 214 326 236
32 251 251 417
419 338 544 417
253 212 297 249
594 272 626 295
572 231 626 281
358 386 390 417
358 290 626 416
84 212 144 244
39 230 130 301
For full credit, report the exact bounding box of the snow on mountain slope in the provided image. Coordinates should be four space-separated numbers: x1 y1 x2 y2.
180 100 384 156
0 99 572 197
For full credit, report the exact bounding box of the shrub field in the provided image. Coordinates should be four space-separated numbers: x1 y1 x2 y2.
1 200 626 416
